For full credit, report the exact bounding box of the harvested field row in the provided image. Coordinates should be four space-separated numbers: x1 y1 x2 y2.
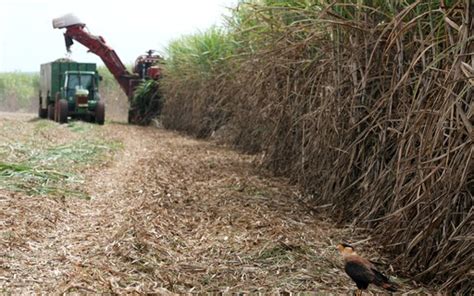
1 115 432 294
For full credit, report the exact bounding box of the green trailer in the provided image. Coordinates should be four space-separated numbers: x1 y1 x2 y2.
38 59 105 124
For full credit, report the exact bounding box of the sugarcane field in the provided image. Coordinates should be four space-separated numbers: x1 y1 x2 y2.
0 1 472 294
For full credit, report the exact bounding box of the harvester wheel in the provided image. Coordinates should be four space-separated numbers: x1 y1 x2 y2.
95 101 105 125
128 109 139 124
58 99 68 124
47 104 55 120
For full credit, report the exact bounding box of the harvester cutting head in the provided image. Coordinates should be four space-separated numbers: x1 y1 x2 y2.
52 13 84 29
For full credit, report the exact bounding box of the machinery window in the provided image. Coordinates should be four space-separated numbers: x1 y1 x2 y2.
68 74 93 91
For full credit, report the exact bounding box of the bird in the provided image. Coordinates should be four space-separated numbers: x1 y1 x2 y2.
336 243 398 295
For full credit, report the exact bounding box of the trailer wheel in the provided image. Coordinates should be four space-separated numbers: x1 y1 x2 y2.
58 99 68 124
54 93 62 122
95 101 105 125
47 104 55 120
38 98 47 119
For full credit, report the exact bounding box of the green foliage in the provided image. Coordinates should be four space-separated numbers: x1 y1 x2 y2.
0 72 39 111
161 26 238 135
0 121 121 197
165 27 235 78
130 79 162 125
98 66 123 91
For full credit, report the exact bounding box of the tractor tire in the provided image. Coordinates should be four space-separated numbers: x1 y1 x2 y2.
54 92 62 122
95 101 105 125
57 99 69 124
38 98 47 119
47 104 55 120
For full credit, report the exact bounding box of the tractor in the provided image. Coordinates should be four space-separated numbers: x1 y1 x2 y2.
38 60 105 124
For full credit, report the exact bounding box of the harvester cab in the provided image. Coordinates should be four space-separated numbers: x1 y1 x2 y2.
64 71 96 105
134 50 162 80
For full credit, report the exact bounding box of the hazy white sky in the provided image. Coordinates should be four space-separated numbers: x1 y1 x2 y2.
0 0 237 72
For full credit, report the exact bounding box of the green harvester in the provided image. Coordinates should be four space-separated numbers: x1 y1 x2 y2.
38 60 105 124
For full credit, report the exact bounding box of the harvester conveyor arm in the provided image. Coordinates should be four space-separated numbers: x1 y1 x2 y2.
62 24 137 97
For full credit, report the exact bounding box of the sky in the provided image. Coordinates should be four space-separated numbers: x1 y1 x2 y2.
0 0 238 72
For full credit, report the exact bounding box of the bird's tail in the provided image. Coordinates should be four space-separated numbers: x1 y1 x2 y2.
373 269 399 292
381 282 399 292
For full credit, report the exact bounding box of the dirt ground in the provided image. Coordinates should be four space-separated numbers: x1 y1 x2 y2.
0 113 433 294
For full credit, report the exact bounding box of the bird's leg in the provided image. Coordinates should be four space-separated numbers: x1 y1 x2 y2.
355 289 362 296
